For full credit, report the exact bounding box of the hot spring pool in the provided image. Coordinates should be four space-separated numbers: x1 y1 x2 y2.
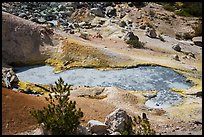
14 65 193 108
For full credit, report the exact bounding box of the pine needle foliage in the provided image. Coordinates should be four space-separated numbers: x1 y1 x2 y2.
30 77 83 135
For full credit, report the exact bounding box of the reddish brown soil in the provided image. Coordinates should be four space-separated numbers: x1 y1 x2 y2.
2 88 115 135
2 88 48 135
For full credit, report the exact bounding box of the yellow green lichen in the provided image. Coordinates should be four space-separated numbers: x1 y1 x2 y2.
18 80 50 94
185 77 202 92
173 69 202 94
170 88 186 96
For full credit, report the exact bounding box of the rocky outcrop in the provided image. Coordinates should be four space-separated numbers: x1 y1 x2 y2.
2 67 19 89
192 37 202 47
145 28 157 38
104 108 132 133
172 43 181 52
90 7 104 17
87 120 108 134
105 6 117 18
123 31 139 42
172 54 180 61
16 108 134 135
2 11 54 66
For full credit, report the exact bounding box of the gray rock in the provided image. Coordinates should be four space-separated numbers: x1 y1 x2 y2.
39 123 52 135
90 8 104 17
65 2 79 9
192 36 202 47
40 11 47 17
37 17 46 23
78 22 86 27
2 67 19 89
30 17 38 22
18 12 27 18
146 28 157 38
105 6 116 18
123 31 139 42
110 131 122 135
47 20 59 27
139 24 146 30
118 11 126 19
49 2 59 8
104 108 132 132
2 11 54 67
172 43 181 52
110 132 121 135
172 54 180 61
185 52 195 58
91 17 106 26
58 4 66 11
111 19 120 24
77 125 90 135
64 10 74 17
87 120 108 134
119 20 127 28
65 6 75 12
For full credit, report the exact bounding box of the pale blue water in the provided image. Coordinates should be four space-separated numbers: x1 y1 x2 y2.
14 65 193 108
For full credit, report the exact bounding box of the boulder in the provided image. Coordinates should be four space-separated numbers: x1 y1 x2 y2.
104 108 132 132
172 54 180 61
145 28 157 38
77 125 89 135
90 7 104 17
139 24 146 30
123 31 139 42
2 11 54 66
2 67 19 89
172 43 181 52
119 20 127 28
65 2 79 9
87 120 108 134
39 123 51 135
105 6 117 18
192 36 202 47
91 17 106 26
110 131 122 135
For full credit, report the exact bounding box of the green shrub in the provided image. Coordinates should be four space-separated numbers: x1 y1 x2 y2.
126 39 144 49
120 130 129 135
181 2 202 17
131 115 156 135
175 10 191 17
163 3 176 12
30 77 83 135
162 2 202 17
